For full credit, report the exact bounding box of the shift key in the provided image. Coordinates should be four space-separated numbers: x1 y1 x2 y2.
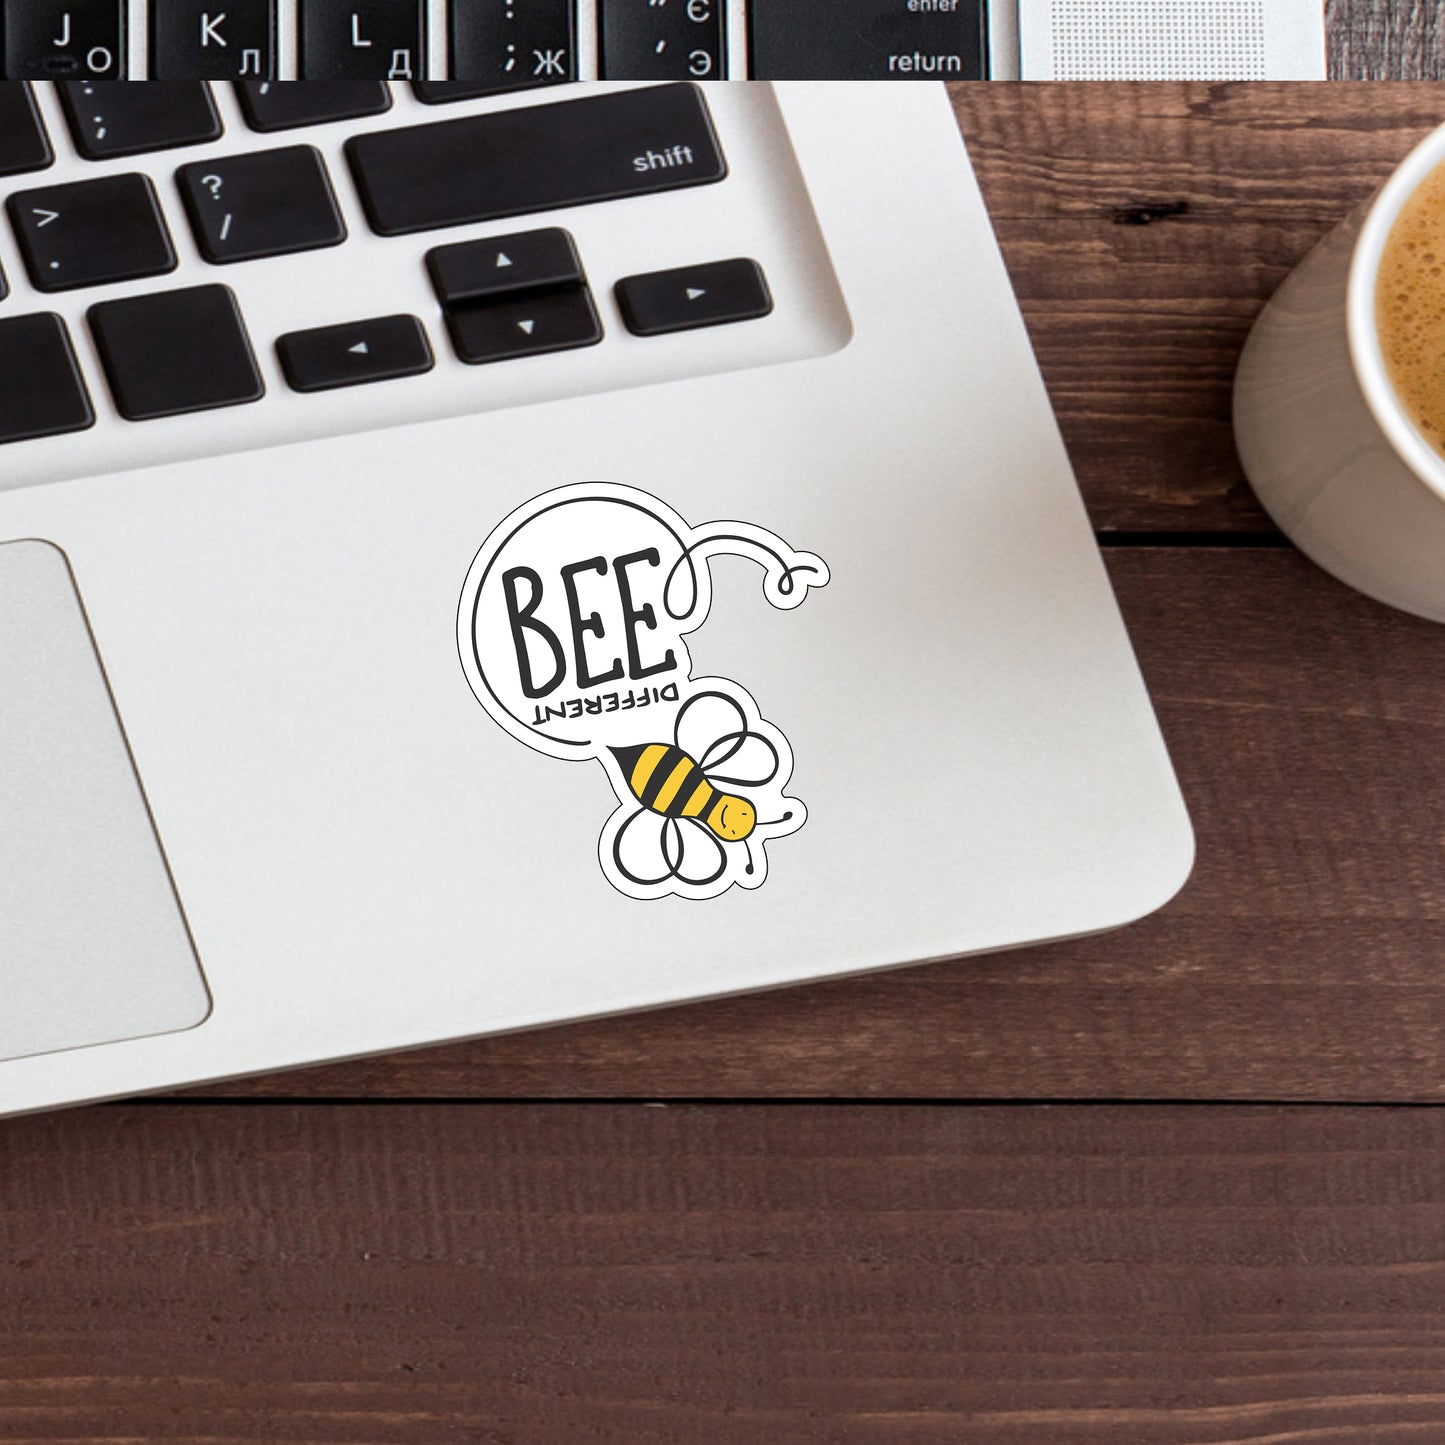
345 83 726 237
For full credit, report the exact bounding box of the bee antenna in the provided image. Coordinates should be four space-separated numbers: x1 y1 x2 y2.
744 814 794 876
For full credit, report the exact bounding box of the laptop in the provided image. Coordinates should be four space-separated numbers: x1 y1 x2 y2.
0 0 1327 82
0 79 1192 1116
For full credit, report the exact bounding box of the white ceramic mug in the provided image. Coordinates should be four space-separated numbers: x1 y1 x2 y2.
1235 119 1445 623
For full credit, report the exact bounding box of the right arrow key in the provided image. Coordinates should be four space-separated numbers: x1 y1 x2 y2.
615 259 773 338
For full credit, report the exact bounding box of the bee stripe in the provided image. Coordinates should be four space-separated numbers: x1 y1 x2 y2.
651 756 697 813
680 779 714 818
629 743 672 800
639 745 688 809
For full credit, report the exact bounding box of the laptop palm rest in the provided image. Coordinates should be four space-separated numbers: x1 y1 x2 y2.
0 540 209 1066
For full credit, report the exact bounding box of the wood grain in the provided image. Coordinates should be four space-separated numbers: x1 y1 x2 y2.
191 548 1445 1103
2 1103 1442 1444
951 83 1445 533
1332 0 1445 79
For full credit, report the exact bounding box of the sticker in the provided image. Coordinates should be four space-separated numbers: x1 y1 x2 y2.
457 483 830 900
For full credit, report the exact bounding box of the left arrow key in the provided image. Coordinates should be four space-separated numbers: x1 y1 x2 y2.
276 315 435 393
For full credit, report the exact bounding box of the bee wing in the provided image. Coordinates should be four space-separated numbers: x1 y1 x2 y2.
610 808 728 889
611 807 673 889
671 817 729 887
676 691 780 788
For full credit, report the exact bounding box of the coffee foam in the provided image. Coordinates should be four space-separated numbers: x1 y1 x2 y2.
1377 159 1445 453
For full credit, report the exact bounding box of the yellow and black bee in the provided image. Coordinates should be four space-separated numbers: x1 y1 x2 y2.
607 690 789 889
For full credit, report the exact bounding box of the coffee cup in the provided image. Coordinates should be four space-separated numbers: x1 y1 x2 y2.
1235 119 1445 623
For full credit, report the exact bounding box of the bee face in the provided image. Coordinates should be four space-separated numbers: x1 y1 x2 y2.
708 794 757 841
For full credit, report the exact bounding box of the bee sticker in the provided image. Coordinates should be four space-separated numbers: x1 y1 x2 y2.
457 483 830 900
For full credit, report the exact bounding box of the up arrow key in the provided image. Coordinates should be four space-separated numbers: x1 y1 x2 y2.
495 253 513 268
348 341 369 355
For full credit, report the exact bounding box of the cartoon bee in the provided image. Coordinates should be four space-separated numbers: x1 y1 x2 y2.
606 690 793 890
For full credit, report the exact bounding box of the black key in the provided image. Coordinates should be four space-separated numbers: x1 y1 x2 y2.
427 228 582 307
152 0 277 81
616 258 772 336
178 146 346 264
277 314 434 392
59 82 222 159
235 80 392 131
0 261 6 301
0 85 54 177
447 288 601 365
748 0 987 78
89 285 263 421
300 0 426 80
347 82 725 237
2 0 125 79
8 175 176 293
599 0 725 80
447 0 575 92
0 314 93 444
410 81 499 102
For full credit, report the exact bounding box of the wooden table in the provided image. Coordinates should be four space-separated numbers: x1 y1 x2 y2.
6 73 1445 1445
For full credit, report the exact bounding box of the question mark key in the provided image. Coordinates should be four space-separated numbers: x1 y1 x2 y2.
177 146 348 265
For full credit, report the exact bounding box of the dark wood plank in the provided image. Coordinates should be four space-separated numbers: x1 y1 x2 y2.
192 549 1445 1102
1332 0 1445 79
3 1103 1444 1444
951 82 1444 533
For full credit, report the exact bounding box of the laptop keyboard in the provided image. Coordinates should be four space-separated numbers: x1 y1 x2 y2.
0 79 850 489
0 1 992 82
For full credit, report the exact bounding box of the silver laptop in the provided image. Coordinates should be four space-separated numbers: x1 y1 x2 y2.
0 1 1326 82
0 79 1192 1116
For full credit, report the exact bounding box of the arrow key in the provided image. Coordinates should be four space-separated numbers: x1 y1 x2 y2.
446 287 602 366
7 174 176 293
617 258 772 337
277 314 434 392
427 228 584 308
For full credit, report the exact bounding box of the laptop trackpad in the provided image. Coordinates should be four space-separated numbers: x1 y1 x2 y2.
0 540 209 1064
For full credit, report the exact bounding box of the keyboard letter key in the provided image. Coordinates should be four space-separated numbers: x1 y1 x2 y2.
300 0 426 80
346 82 726 236
3 0 126 79
152 0 277 81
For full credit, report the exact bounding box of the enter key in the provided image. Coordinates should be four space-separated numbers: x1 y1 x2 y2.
748 0 987 78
